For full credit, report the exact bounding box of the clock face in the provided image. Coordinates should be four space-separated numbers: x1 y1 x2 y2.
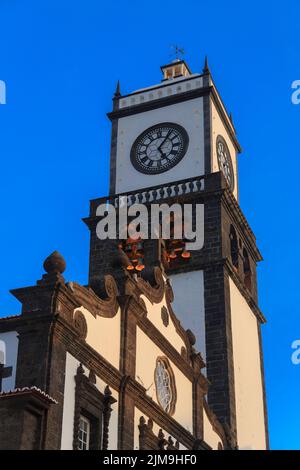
216 135 234 191
130 122 189 175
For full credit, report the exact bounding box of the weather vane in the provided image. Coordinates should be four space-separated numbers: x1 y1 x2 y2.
170 45 185 60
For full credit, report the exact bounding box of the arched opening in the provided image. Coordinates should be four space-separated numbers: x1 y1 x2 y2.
243 248 252 291
229 225 239 270
119 238 145 272
164 213 191 269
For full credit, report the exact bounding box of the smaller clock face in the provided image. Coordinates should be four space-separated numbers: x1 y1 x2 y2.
216 135 234 191
130 123 189 175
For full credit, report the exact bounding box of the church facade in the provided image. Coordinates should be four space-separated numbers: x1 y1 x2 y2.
0 58 268 450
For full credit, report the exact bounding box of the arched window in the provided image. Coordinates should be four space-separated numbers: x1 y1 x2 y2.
229 225 239 269
243 248 252 291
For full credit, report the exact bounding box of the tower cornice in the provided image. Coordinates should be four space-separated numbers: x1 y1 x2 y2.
108 85 241 153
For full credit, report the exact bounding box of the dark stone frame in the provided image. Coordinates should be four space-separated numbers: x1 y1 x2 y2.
73 364 116 450
154 356 177 417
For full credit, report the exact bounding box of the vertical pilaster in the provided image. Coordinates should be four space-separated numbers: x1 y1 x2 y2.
118 297 137 449
203 63 212 175
204 263 237 442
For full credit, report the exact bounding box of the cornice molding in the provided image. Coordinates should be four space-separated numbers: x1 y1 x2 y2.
54 318 122 392
107 86 241 153
119 73 204 101
137 314 193 381
124 376 196 449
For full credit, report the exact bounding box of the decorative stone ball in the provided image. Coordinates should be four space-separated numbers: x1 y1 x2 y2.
43 251 66 274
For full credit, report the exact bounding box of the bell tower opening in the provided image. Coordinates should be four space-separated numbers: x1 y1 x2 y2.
161 59 192 80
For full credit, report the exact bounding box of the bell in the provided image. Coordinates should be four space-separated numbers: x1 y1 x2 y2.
135 258 145 271
169 249 177 259
181 249 191 259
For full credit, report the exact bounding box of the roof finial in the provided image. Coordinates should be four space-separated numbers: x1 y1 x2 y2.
203 55 210 73
37 251 66 286
114 80 121 98
43 251 66 274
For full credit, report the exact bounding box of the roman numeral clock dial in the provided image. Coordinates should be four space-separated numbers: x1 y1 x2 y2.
130 123 189 174
216 135 235 191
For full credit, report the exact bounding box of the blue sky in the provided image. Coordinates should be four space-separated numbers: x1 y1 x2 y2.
0 0 299 449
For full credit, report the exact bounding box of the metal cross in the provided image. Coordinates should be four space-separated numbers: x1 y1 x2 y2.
170 45 185 60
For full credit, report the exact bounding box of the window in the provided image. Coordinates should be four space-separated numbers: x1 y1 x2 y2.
154 357 176 415
78 415 90 450
229 225 239 269
155 360 172 412
243 248 252 291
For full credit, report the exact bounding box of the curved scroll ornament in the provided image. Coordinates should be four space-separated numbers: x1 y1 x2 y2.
104 275 119 300
68 275 119 318
135 267 165 304
73 310 88 339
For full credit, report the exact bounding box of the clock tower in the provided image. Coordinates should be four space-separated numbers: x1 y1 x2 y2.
109 58 239 200
85 58 268 449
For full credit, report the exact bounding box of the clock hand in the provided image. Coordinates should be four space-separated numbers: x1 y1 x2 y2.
158 130 172 152
158 147 165 157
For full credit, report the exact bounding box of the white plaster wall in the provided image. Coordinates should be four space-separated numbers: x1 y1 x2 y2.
211 99 238 200
60 352 119 450
134 407 187 450
140 294 186 355
76 306 121 370
135 327 193 433
0 331 18 392
169 271 206 360
229 278 266 449
116 97 205 193
203 408 222 450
